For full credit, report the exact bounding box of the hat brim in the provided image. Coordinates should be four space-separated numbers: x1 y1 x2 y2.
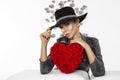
50 12 88 29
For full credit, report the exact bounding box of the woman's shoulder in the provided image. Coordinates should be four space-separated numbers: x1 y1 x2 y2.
86 35 99 41
84 34 99 45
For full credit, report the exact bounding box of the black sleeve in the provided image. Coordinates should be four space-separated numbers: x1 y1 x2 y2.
40 54 54 74
89 37 106 77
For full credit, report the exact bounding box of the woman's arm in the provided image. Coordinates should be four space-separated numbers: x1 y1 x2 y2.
85 37 105 77
39 43 54 74
69 34 105 77
40 43 47 62
39 28 54 74
84 41 96 64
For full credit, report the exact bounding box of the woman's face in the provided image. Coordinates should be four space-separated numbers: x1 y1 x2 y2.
59 19 80 39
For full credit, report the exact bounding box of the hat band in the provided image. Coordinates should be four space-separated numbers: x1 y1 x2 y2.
56 15 78 23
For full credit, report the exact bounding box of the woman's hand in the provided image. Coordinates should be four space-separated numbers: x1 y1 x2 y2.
40 27 52 46
70 37 89 49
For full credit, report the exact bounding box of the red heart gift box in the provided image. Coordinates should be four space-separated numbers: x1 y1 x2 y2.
50 42 85 74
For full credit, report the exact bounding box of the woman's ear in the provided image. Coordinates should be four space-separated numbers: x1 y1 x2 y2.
76 19 80 27
76 18 80 23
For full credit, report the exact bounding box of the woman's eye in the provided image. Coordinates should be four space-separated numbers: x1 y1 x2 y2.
66 22 70 25
59 26 63 29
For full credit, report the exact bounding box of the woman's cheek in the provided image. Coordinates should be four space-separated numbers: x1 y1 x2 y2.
68 24 73 32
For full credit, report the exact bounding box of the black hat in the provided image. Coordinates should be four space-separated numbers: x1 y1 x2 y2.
50 6 88 29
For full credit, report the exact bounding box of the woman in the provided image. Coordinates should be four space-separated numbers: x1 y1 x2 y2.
39 7 105 77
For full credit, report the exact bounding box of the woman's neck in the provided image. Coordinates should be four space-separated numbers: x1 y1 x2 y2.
71 31 82 40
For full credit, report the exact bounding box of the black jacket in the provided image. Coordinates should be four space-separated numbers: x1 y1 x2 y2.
39 33 105 77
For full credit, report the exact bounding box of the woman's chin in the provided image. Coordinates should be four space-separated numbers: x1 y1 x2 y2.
66 35 73 39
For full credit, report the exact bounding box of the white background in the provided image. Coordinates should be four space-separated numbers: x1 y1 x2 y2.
0 0 120 79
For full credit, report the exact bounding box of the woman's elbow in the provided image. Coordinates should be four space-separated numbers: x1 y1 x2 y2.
40 70 49 74
93 69 105 77
40 69 51 74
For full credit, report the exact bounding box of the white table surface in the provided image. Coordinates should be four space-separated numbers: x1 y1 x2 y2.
6 69 89 80
91 71 120 80
6 69 120 80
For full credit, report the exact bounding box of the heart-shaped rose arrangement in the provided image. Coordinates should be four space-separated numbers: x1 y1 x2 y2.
50 42 85 74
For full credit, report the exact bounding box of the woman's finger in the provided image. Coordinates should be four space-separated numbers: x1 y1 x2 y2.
46 28 52 36
46 27 52 32
46 32 51 39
